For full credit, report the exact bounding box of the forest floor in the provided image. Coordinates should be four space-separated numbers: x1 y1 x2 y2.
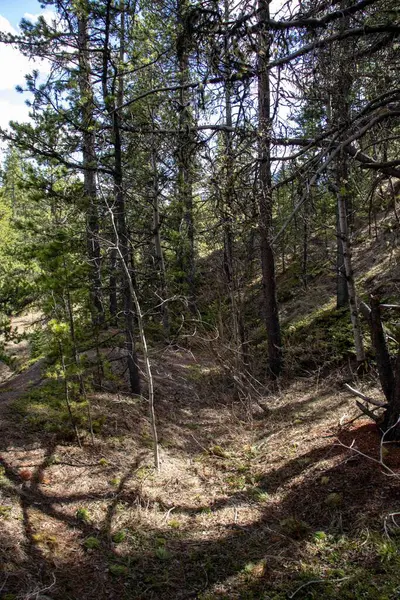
1 310 400 600
1 211 400 600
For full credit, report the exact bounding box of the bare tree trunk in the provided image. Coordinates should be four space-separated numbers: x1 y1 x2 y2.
109 247 118 324
63 277 94 445
151 142 170 337
223 0 245 376
257 0 282 378
389 347 400 434
301 188 309 289
337 167 365 363
360 299 399 438
176 0 195 308
330 2 364 362
77 13 104 327
109 209 160 470
336 199 349 307
103 0 140 394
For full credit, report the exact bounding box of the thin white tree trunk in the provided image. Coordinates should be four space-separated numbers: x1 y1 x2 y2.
109 207 160 471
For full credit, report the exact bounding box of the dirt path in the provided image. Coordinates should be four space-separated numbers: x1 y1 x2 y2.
0 313 45 402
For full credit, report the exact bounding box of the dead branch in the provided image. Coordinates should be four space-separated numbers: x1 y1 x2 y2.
356 400 380 422
344 383 388 407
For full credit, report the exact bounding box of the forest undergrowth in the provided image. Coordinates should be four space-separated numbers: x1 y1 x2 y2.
1 0 400 596
1 213 400 600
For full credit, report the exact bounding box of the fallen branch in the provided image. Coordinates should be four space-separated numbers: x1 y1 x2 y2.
335 438 400 478
356 400 379 422
344 383 388 407
288 576 350 599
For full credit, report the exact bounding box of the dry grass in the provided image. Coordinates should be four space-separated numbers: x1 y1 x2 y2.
0 215 399 599
1 343 400 600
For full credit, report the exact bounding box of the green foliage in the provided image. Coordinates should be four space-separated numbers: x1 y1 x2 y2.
377 539 399 563
75 508 91 524
0 505 12 518
112 530 127 544
283 305 361 369
325 492 343 508
83 536 100 550
109 563 129 576
248 487 269 503
32 532 58 546
155 545 171 560
11 381 89 437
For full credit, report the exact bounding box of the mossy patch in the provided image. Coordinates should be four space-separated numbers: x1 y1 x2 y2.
283 305 367 369
11 380 102 438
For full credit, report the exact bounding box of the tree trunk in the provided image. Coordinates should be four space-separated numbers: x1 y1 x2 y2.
223 0 245 376
109 247 118 324
336 207 349 308
176 0 195 308
301 188 309 289
337 159 365 363
330 2 364 362
361 298 399 438
103 0 140 394
387 347 400 434
257 0 282 378
151 142 170 337
77 13 104 327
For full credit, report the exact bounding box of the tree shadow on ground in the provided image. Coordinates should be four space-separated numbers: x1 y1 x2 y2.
1 422 399 600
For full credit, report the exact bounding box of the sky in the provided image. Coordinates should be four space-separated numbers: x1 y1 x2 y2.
0 0 291 145
0 1 53 133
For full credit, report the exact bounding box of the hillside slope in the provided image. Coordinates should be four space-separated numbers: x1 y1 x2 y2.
0 212 399 600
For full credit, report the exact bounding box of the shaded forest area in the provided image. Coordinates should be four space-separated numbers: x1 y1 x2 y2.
0 0 400 598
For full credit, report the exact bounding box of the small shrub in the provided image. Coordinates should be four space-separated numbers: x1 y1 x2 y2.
209 445 229 458
109 563 129 576
44 454 60 466
377 540 399 563
168 519 180 529
155 546 171 560
76 508 91 524
243 562 256 574
32 533 57 546
136 466 152 480
0 505 12 518
248 486 269 502
325 493 342 508
83 536 100 550
112 530 126 544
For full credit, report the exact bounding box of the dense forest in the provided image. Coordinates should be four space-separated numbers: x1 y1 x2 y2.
0 0 399 598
